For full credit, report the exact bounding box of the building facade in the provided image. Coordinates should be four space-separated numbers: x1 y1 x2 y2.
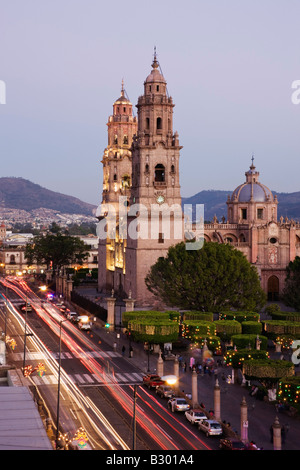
202 160 300 301
98 56 300 306
98 54 184 305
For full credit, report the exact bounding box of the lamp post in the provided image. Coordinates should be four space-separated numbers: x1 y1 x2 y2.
22 293 29 373
56 319 67 449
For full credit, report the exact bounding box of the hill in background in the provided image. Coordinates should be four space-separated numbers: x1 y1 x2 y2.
182 190 300 222
0 177 96 216
0 177 299 222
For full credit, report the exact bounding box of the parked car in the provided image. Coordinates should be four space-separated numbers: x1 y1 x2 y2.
185 409 206 425
142 374 164 389
219 438 246 450
156 385 175 398
198 419 223 437
167 397 190 413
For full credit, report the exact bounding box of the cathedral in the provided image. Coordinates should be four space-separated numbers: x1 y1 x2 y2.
97 52 300 306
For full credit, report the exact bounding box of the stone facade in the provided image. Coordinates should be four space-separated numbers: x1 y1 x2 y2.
98 56 300 306
202 161 300 300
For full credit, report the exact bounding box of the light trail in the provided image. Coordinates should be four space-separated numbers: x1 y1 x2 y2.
1 278 212 450
0 282 129 450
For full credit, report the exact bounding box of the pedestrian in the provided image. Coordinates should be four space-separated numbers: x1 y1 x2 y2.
122 345 125 356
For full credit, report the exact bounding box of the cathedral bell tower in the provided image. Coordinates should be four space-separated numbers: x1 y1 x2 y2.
98 82 137 295
125 52 184 306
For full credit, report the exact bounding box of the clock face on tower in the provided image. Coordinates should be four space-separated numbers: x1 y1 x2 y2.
156 195 165 204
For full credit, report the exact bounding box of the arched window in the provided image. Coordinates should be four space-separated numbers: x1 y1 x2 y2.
155 164 165 182
156 117 162 131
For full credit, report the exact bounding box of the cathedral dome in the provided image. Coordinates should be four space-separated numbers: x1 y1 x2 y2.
144 51 166 84
231 160 274 203
114 82 131 105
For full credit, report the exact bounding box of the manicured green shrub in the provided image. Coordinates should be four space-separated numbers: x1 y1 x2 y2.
242 321 262 335
219 311 260 322
224 349 268 369
231 334 268 350
269 312 300 322
190 335 221 353
214 320 242 341
128 319 179 344
277 376 300 409
123 310 170 328
243 359 294 383
183 311 214 322
182 321 216 340
263 320 300 339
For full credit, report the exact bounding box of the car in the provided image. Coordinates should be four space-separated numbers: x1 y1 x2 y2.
142 374 164 389
185 409 207 425
156 385 175 398
67 311 78 322
21 303 32 312
219 438 246 450
198 419 223 437
167 397 190 413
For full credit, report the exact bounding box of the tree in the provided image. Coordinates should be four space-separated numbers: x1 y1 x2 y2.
145 241 266 311
25 232 89 272
283 256 300 310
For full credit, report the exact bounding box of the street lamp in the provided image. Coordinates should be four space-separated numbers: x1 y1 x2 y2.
56 319 67 449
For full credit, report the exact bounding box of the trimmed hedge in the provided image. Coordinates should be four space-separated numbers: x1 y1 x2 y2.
242 321 262 335
219 311 260 322
278 376 300 408
224 349 268 369
128 319 179 344
192 335 221 353
214 320 242 340
182 321 216 339
183 311 214 322
263 320 300 338
243 359 294 380
269 312 300 322
123 310 174 328
231 334 268 350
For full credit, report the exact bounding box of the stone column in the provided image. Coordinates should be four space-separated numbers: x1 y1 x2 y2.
255 334 261 350
214 378 221 420
157 350 164 377
106 296 116 329
272 416 282 450
66 279 73 301
124 297 136 312
124 292 135 332
192 369 198 408
240 396 248 443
